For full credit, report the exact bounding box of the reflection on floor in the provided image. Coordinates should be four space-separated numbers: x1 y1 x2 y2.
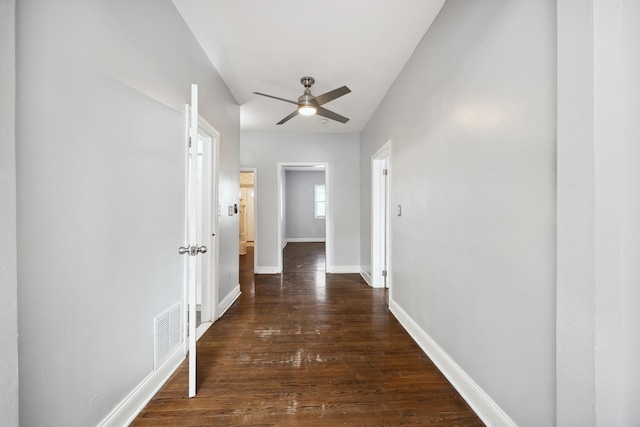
239 245 254 273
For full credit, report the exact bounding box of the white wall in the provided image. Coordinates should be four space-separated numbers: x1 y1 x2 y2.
285 171 326 240
15 1 239 426
557 0 640 425
241 132 359 273
620 1 640 421
0 1 19 425
360 1 556 425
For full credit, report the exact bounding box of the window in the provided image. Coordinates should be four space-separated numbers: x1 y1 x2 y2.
314 184 325 219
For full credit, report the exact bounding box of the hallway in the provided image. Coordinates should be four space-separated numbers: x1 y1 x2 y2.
132 243 483 426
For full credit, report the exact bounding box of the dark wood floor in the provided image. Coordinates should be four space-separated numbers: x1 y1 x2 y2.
132 242 483 426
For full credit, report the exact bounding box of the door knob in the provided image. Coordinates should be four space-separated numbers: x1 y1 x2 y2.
178 245 207 256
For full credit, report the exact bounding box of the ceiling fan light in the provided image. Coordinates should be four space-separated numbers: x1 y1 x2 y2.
298 105 316 116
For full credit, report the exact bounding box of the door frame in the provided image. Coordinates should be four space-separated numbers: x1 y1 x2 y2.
371 141 391 289
240 168 258 273
276 162 330 273
196 118 220 337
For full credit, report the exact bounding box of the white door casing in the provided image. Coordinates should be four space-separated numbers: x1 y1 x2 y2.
372 142 391 290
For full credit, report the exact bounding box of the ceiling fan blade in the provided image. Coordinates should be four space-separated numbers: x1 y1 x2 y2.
316 107 349 124
313 86 351 106
277 110 300 125
253 92 299 106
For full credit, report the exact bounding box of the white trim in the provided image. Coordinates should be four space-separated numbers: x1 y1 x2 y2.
389 299 517 427
218 284 241 318
360 269 373 287
198 118 221 323
255 266 279 274
98 346 184 427
326 266 360 274
195 321 213 341
285 237 326 243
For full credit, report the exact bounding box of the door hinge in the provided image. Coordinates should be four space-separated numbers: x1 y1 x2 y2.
188 137 192 148
382 270 387 277
382 169 388 176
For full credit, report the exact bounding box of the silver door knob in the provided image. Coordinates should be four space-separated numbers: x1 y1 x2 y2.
178 245 207 256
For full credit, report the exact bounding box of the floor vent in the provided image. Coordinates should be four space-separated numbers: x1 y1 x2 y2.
154 302 182 369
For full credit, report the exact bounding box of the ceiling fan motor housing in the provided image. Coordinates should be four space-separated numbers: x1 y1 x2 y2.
298 91 315 106
300 76 315 88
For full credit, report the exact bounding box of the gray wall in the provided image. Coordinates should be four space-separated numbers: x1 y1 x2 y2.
360 1 556 425
0 0 19 425
15 1 239 426
241 132 359 272
285 171 326 240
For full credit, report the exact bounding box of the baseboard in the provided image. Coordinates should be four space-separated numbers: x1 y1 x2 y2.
98 345 184 427
326 265 360 274
282 240 287 250
255 266 279 274
389 299 516 427
360 269 373 287
218 284 241 318
285 237 326 243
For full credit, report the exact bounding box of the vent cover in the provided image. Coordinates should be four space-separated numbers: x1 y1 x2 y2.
154 302 182 369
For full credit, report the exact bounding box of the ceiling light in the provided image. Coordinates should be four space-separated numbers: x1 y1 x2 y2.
298 105 316 116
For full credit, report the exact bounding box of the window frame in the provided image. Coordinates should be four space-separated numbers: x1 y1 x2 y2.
314 184 326 219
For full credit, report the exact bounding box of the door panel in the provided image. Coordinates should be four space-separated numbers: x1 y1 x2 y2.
187 84 199 398
183 84 219 398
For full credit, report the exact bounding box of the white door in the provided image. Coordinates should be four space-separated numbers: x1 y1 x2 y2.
372 143 390 289
180 84 214 398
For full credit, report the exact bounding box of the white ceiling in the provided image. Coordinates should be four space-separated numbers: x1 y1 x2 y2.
172 0 445 133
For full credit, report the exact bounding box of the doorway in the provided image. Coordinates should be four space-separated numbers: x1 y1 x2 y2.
276 162 329 274
239 169 257 273
372 142 390 290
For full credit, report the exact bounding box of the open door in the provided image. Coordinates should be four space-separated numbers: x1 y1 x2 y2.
372 142 390 290
180 84 219 397
179 84 205 397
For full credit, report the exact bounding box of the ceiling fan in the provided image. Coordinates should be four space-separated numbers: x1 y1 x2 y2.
254 76 351 125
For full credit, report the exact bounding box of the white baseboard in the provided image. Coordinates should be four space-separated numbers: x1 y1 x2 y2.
255 266 279 274
98 345 184 427
360 269 373 287
326 265 360 274
218 284 241 318
285 237 326 243
389 299 516 427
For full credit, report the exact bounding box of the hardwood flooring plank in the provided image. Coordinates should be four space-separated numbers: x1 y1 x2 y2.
131 242 483 426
